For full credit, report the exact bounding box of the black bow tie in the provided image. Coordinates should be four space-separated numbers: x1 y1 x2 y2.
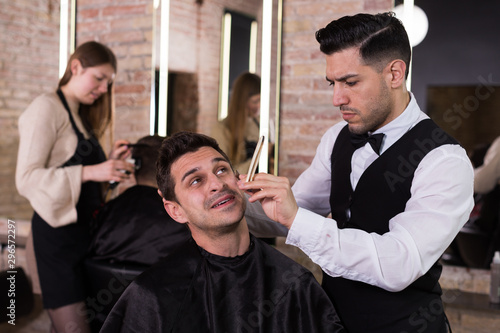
350 132 385 155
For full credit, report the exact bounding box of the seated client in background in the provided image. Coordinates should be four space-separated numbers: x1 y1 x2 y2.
88 135 190 265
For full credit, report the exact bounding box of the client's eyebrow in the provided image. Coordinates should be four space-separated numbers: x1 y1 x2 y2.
181 167 199 183
180 157 229 183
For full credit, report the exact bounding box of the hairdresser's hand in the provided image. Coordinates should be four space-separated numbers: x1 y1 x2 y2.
82 159 135 183
238 173 298 229
109 139 131 160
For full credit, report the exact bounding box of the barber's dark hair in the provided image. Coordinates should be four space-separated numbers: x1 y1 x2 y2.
131 135 165 184
156 131 233 202
315 12 411 78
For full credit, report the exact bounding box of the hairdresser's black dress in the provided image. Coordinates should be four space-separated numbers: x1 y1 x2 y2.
32 89 106 309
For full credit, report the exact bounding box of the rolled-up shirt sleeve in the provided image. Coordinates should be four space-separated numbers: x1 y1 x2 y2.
16 95 82 227
288 143 474 292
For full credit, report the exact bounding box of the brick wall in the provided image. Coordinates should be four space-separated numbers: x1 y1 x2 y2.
278 0 393 181
76 0 153 146
0 0 60 221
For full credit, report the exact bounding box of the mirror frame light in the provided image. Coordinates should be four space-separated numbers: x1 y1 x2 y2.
218 12 233 121
59 0 76 78
151 0 170 136
259 0 282 174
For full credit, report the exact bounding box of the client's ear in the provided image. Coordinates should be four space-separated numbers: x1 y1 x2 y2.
163 200 188 224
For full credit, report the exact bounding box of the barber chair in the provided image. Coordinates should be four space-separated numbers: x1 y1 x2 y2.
455 222 491 268
454 186 500 268
84 258 149 332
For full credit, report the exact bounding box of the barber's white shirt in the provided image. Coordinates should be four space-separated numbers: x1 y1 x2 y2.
288 93 474 292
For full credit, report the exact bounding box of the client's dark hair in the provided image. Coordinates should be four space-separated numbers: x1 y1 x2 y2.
156 131 233 202
132 135 165 184
315 12 411 78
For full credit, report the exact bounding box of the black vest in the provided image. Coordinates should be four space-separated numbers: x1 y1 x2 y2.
324 119 458 333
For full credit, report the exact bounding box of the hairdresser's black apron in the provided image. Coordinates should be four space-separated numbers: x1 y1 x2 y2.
32 89 106 309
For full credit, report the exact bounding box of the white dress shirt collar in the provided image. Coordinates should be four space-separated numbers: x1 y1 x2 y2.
372 92 429 155
351 92 429 189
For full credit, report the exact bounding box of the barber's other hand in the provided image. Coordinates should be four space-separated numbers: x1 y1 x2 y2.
238 173 298 229
82 159 135 183
109 139 131 160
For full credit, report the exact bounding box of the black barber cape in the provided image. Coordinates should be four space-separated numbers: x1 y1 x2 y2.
89 185 191 266
101 235 344 333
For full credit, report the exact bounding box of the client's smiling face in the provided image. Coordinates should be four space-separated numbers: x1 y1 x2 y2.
165 146 246 235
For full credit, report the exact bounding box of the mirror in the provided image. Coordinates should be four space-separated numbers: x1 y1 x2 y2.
151 0 282 175
218 9 258 121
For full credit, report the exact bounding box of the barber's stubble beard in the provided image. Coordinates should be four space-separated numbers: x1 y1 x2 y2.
345 80 393 135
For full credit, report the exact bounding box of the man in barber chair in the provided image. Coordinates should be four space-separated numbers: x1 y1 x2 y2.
100 131 344 333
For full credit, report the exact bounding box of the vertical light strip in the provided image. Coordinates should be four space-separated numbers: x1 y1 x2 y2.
404 0 414 91
157 0 170 136
59 0 69 78
218 13 232 120
249 21 258 73
259 0 273 173
150 0 160 135
70 0 76 53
